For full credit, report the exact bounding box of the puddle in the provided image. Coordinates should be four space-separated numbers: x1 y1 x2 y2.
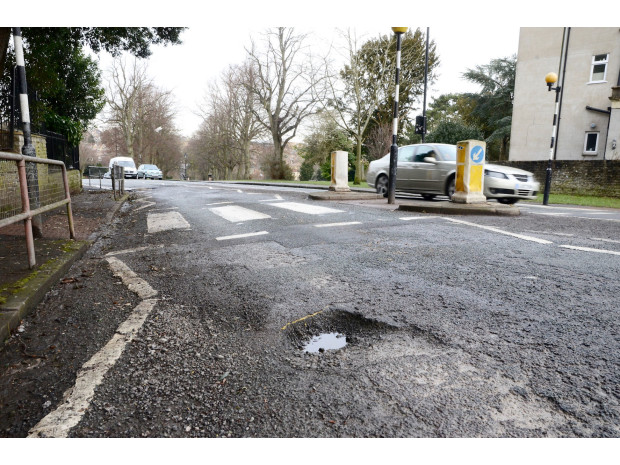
304 333 347 353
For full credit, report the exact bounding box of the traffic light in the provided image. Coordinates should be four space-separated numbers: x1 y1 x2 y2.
415 115 426 135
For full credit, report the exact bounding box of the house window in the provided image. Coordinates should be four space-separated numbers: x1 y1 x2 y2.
584 132 599 154
589 54 609 82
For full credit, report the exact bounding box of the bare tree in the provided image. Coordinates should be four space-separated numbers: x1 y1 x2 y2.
104 57 180 176
365 122 392 161
246 27 325 179
323 29 392 184
104 58 149 160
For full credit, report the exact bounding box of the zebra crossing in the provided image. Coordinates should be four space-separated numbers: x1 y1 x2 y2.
145 198 358 238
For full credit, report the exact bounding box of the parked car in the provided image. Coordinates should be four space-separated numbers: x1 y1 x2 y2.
109 156 137 178
103 171 111 179
366 143 540 204
137 164 163 180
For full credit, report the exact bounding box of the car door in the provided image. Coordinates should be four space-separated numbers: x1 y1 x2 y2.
395 145 416 190
410 145 440 192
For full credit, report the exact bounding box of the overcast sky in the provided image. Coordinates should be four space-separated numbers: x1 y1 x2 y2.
115 24 520 138
18 0 615 141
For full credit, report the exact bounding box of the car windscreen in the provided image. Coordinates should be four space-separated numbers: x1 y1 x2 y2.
143 165 158 170
115 161 135 168
437 145 456 161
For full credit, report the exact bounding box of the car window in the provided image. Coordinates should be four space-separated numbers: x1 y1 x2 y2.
397 146 415 162
436 145 457 161
413 145 437 162
116 161 135 168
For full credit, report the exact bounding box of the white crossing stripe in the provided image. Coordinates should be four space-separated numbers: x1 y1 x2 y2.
399 217 436 221
314 222 362 228
210 205 271 222
216 231 269 241
444 218 553 245
268 202 343 215
147 211 190 233
559 245 620 256
206 201 234 206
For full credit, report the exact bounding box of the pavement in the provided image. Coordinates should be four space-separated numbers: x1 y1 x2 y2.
0 188 127 342
0 181 517 343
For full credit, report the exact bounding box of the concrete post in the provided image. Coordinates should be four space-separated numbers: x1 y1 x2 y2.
329 151 350 192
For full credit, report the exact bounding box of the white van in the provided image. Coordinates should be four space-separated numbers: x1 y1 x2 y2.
108 156 137 178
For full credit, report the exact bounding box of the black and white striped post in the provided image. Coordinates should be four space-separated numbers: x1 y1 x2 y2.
13 27 42 236
387 27 408 205
543 72 561 206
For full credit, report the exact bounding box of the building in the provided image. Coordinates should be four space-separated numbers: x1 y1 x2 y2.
510 28 620 161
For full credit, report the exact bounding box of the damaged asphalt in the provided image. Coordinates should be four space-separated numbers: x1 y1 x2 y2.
1 181 619 438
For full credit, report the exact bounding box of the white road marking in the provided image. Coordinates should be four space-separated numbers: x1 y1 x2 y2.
529 212 568 217
27 299 158 438
106 256 158 299
133 201 156 212
314 221 362 228
210 205 271 222
574 216 620 223
444 218 553 245
237 189 243 193
592 237 620 244
147 211 191 233
524 230 574 237
521 204 607 213
275 194 283 200
399 217 436 221
105 245 165 256
216 231 269 241
205 201 234 206
559 245 620 256
268 202 344 215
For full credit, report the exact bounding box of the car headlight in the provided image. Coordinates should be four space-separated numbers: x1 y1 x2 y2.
484 170 508 179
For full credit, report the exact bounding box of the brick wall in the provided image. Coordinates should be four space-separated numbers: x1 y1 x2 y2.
494 160 620 198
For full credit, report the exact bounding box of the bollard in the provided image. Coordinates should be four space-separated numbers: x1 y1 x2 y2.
328 151 350 192
451 140 487 204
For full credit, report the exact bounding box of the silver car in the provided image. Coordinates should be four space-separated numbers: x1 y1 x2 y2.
137 164 163 180
366 143 539 204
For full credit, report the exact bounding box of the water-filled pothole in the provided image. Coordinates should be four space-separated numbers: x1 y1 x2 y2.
304 333 347 353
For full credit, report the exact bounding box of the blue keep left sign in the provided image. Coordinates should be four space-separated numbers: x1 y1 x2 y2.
470 145 485 164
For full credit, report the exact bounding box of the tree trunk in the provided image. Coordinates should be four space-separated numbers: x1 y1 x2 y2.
354 137 363 185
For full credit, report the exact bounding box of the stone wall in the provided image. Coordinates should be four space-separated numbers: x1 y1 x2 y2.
494 160 620 198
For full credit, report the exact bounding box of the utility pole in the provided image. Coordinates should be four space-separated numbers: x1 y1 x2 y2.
387 27 408 205
13 27 42 237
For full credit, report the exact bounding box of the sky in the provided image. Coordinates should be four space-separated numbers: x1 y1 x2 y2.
15 0 613 143
122 24 521 138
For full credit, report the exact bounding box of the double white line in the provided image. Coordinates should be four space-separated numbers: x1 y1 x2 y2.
28 257 158 438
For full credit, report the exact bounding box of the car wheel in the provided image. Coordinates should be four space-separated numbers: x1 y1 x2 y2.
375 175 388 198
446 176 455 199
422 194 436 201
497 198 519 205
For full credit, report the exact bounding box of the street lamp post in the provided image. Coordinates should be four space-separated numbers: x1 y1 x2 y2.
544 72 561 206
387 27 408 205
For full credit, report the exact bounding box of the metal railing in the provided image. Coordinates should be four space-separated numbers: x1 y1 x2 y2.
0 151 75 268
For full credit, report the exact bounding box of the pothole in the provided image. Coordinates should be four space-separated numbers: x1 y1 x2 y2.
286 309 400 353
303 333 347 353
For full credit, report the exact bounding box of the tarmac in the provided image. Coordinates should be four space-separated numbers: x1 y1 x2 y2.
0 181 518 342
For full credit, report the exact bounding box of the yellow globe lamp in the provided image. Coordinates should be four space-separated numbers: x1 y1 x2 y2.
545 72 558 85
391 27 408 34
